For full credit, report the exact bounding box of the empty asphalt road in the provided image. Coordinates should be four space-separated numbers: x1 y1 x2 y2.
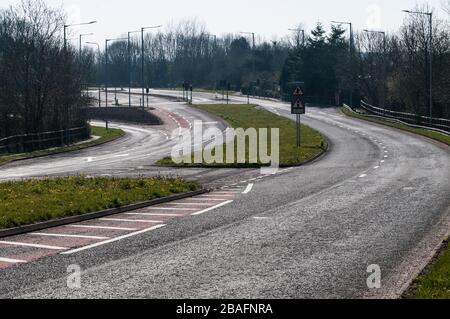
0 91 449 298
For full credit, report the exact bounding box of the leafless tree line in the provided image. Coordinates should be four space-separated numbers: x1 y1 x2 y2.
0 0 89 140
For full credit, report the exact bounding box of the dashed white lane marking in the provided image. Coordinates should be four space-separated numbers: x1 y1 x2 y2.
124 212 184 217
191 200 234 216
381 160 385 163
242 183 254 194
384 155 388 158
61 225 167 255
100 218 163 224
0 241 68 250
146 207 198 211
31 233 109 240
359 174 367 178
0 257 27 263
67 225 138 231
374 166 380 169
253 217 271 220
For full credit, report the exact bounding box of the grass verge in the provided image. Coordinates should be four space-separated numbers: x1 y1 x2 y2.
341 107 450 299
0 126 125 166
0 176 200 230
409 241 450 299
341 107 450 145
157 104 327 167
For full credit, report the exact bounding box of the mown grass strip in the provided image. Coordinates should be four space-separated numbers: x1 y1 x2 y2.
0 126 125 166
158 104 327 167
0 176 200 230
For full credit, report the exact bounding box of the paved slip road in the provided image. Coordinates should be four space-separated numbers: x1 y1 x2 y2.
0 90 449 299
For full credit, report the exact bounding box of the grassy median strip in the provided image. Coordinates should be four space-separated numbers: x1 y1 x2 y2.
157 104 327 167
0 176 200 230
341 107 450 145
0 126 125 166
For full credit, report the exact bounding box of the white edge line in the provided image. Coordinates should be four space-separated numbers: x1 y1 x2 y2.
66 225 137 231
0 241 68 250
31 233 109 240
242 183 254 194
191 200 233 216
100 218 163 223
0 257 27 263
61 224 166 255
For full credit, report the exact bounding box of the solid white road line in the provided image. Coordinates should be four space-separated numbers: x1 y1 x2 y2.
66 225 137 231
100 218 162 224
0 257 27 263
191 200 234 216
199 194 235 198
146 207 198 211
242 183 254 194
61 224 166 255
187 198 230 201
124 212 184 217
166 202 216 206
359 174 367 178
31 233 109 240
0 241 68 250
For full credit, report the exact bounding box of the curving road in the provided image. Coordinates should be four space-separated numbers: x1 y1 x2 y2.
0 90 449 299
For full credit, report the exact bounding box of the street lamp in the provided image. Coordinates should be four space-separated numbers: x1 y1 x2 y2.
141 25 163 110
86 42 101 108
79 33 94 59
332 20 354 107
205 33 218 91
105 37 127 110
63 20 97 144
363 29 387 115
403 9 433 124
239 31 256 97
64 21 97 50
128 30 140 108
288 28 305 47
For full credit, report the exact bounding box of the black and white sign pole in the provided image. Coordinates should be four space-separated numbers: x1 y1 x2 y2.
291 86 306 147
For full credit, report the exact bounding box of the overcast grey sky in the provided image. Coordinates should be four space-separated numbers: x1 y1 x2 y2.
1 0 448 46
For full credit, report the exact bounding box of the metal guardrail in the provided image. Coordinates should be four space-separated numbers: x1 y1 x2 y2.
359 101 450 133
0 126 89 154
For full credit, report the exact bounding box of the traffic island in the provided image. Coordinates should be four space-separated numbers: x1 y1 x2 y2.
157 104 328 168
0 176 201 231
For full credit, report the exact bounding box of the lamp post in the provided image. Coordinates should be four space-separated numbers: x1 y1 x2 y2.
206 33 217 91
332 20 354 108
86 42 101 108
63 20 97 144
127 30 140 108
79 33 94 59
239 31 256 97
105 37 127 109
288 28 305 47
363 29 387 114
403 9 433 124
141 25 163 110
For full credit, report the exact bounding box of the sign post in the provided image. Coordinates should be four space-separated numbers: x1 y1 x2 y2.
291 86 306 147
